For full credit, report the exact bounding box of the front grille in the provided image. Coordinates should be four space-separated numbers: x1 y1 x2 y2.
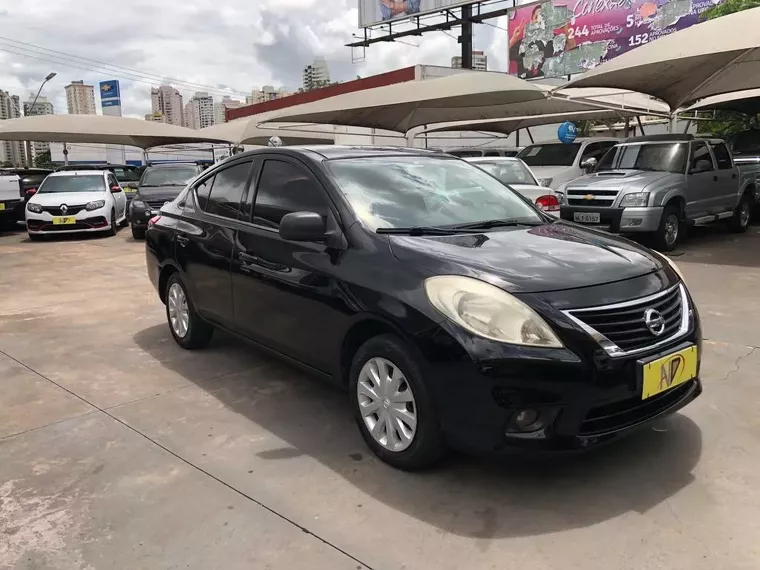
568 199 612 207
578 380 695 435
28 216 107 232
567 285 684 353
566 189 619 209
146 199 169 209
41 204 86 216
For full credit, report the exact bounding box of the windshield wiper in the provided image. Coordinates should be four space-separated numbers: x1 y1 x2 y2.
376 226 470 236
451 219 543 230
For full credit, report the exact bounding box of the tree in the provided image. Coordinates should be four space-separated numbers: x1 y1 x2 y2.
695 0 760 137
33 150 54 169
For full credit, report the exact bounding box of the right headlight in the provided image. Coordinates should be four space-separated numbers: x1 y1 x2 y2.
26 202 42 213
620 192 650 207
424 275 563 347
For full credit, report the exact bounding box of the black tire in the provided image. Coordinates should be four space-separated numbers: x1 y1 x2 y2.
27 233 43 242
728 193 752 233
164 273 214 350
106 209 117 237
131 224 146 240
119 215 129 228
349 334 445 470
653 204 681 252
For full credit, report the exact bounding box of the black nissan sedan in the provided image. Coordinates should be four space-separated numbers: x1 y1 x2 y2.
145 146 702 470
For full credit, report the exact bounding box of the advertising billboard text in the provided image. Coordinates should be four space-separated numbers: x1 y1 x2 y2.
359 0 479 29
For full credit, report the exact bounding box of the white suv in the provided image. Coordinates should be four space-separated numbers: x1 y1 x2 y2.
25 170 128 239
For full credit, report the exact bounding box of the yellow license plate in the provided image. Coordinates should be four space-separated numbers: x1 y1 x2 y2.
0 203 5 211
641 345 698 400
125 188 136 193
52 216 77 225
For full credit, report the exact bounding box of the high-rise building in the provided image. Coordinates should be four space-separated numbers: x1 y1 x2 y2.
185 92 215 130
151 85 184 126
214 96 244 124
145 112 166 123
0 90 24 166
23 94 54 157
302 57 331 91
245 86 290 105
65 80 96 115
452 50 488 71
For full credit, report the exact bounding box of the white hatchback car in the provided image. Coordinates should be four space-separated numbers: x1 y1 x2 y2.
25 170 128 239
464 156 560 213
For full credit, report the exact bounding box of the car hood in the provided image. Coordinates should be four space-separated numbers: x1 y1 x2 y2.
388 221 663 293
566 170 677 192
135 186 186 201
30 191 107 206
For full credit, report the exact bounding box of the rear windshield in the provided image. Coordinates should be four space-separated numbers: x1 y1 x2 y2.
112 167 141 183
38 175 105 194
597 143 687 173
517 143 581 166
140 166 198 187
472 160 537 185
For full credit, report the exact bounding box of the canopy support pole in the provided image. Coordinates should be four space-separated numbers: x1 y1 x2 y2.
62 142 69 166
460 5 473 69
515 129 520 147
624 117 630 138
526 127 534 144
636 116 646 135
142 149 149 165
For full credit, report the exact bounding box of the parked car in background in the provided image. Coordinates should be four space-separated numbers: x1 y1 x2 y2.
560 134 755 251
1 168 53 204
25 170 128 239
128 162 202 239
516 137 618 189
145 146 701 470
0 171 22 230
446 147 522 158
55 163 142 203
464 156 559 213
729 129 760 210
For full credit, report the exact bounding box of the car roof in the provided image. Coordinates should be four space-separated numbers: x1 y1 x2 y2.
622 133 726 144
464 156 521 162
227 145 444 162
48 170 107 177
144 162 201 169
56 163 132 170
526 137 617 145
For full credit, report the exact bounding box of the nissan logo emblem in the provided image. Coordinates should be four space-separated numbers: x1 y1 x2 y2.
644 309 666 336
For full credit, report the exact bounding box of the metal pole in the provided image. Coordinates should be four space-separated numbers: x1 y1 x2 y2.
25 72 56 167
515 129 520 147
460 5 473 69
526 127 535 144
624 117 630 138
62 142 69 166
636 115 646 135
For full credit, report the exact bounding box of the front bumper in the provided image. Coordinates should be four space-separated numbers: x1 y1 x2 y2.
0 199 23 220
26 209 111 233
128 204 160 227
560 206 663 233
417 283 702 454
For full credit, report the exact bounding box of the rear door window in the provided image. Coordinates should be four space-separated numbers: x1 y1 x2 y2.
710 143 733 170
205 161 253 220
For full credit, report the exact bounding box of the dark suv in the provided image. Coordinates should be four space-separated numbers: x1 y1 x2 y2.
128 163 202 239
145 146 702 470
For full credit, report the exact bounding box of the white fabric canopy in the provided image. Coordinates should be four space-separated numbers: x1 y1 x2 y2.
199 115 335 145
684 88 760 114
563 7 760 109
0 114 227 149
261 72 548 133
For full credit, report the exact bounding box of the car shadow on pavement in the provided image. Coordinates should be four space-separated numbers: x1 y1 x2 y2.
134 324 703 540
670 220 760 268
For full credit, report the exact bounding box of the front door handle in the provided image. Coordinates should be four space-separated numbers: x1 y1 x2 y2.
238 252 289 273
176 235 190 247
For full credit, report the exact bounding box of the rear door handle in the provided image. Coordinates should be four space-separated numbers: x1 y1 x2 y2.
176 235 190 247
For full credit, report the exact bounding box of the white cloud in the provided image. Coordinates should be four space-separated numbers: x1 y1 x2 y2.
0 0 503 119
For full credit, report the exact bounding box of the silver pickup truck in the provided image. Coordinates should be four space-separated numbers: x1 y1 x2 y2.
559 134 755 251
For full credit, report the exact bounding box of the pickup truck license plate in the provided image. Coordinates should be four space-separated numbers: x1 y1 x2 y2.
0 203 5 211
573 212 600 223
52 216 77 225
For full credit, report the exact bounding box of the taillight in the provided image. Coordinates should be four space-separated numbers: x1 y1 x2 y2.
535 194 560 213
25 187 37 196
148 215 162 227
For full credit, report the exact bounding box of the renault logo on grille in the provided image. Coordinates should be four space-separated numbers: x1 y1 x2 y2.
60 204 68 214
583 194 596 201
644 309 666 336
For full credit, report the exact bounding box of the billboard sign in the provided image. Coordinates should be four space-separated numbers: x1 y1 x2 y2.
359 0 479 28
507 0 724 79
99 80 122 117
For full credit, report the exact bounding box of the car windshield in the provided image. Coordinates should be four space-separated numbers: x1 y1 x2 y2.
325 155 543 231
597 143 687 173
140 166 198 187
517 143 581 166
112 167 141 183
472 160 537 185
37 175 105 194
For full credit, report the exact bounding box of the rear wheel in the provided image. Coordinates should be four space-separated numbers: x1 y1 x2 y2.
131 224 146 240
349 334 444 470
165 273 214 349
653 204 681 252
728 193 752 233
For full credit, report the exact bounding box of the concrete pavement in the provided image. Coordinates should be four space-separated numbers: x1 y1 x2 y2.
1 223 759 569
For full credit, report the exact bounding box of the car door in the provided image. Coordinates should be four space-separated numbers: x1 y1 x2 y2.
107 173 126 217
175 159 254 328
709 141 739 211
231 155 346 372
685 141 719 217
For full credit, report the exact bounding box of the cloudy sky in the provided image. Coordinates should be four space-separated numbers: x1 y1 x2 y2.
0 0 510 119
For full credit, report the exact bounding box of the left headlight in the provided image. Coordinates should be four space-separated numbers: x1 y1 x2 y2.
26 202 42 213
85 200 106 211
620 192 650 207
424 275 564 348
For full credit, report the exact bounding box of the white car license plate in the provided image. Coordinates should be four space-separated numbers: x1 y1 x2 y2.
574 212 600 223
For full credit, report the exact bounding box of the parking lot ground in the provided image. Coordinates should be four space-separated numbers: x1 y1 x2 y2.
1 223 760 570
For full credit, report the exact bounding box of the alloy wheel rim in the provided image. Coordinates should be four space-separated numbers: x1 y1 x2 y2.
167 283 189 338
741 202 750 227
357 357 417 452
665 214 679 246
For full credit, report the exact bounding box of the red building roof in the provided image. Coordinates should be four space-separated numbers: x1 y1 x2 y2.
227 66 417 121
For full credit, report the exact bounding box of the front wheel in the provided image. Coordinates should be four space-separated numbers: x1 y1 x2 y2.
728 194 752 233
165 273 214 349
349 334 444 470
653 205 681 252
131 224 146 240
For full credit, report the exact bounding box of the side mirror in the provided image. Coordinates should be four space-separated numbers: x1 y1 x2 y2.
279 211 327 242
580 157 597 171
110 185 122 193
